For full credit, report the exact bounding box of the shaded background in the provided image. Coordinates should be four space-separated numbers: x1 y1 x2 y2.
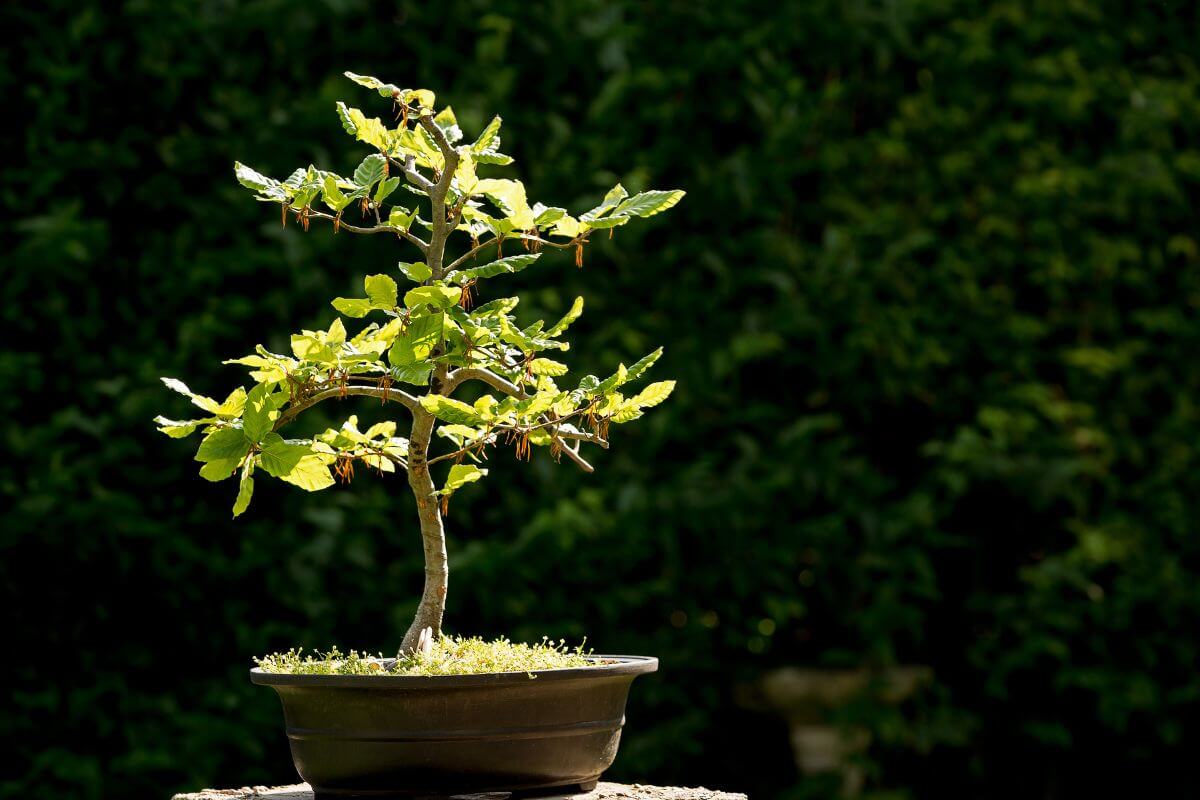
4 0 1200 797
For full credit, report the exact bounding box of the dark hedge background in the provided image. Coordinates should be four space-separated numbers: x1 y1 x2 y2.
4 1 1200 798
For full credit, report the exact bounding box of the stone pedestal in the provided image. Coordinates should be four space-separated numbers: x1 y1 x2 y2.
172 782 747 800
739 665 932 796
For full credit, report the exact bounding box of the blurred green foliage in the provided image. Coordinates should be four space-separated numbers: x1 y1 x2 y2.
3 1 1200 798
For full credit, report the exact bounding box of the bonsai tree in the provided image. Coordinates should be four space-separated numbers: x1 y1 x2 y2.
156 73 683 654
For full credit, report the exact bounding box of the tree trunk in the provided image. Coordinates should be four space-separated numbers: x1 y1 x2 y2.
399 409 448 653
398 114 458 655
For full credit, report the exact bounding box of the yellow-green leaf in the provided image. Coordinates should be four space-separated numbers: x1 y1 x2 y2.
546 296 583 337
631 380 676 408
232 474 254 517
440 464 488 496
195 428 250 463
365 274 398 308
162 377 221 413
530 358 569 376
420 395 483 425
405 286 461 309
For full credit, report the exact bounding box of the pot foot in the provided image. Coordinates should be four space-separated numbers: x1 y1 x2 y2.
577 780 599 792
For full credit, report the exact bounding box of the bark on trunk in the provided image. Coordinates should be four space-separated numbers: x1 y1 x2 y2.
398 113 458 655
399 409 448 653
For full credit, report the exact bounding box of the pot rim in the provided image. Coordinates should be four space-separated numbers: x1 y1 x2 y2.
250 654 658 688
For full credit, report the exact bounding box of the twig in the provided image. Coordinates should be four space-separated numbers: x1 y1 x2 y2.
444 231 588 273
273 385 420 430
288 206 428 253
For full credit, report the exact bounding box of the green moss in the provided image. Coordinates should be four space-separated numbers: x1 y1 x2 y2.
254 636 595 676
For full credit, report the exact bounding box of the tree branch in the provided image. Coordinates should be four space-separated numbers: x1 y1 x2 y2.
273 385 420 430
399 155 435 193
443 366 521 396
417 112 456 162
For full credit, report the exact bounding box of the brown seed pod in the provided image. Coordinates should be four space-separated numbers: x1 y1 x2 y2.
335 455 355 484
459 279 476 310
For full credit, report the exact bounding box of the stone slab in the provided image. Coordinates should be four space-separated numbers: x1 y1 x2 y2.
171 782 747 800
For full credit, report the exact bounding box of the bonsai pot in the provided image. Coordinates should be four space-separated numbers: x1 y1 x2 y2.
252 655 658 796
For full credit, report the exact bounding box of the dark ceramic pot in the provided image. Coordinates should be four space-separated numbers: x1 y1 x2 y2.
251 655 658 797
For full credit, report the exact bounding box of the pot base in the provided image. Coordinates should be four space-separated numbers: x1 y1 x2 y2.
311 777 599 799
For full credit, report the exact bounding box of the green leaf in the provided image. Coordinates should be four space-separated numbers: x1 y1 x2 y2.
336 100 358 135
242 383 276 444
333 274 400 317
215 387 248 417
403 88 436 108
199 458 240 481
597 363 628 394
625 347 663 381
420 395 483 425
259 433 334 491
154 416 214 439
533 205 567 226
278 456 335 491
365 274 399 307
581 214 631 230
388 206 417 230
162 377 221 413
327 317 347 345
447 253 540 284
353 154 387 190
374 176 400 204
389 312 443 365
399 261 433 283
612 190 686 218
344 71 392 95
233 162 281 195
439 464 488 496
232 463 254 518
474 151 514 166
581 183 628 221
332 297 373 318
390 363 433 385
475 178 534 229
257 433 306 475
336 103 393 152
530 358 569 376
472 296 519 316
195 428 250 463
471 115 502 154
453 151 478 195
434 106 463 143
405 286 461 309
546 296 584 337
322 175 350 212
631 380 676 408
611 405 644 424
